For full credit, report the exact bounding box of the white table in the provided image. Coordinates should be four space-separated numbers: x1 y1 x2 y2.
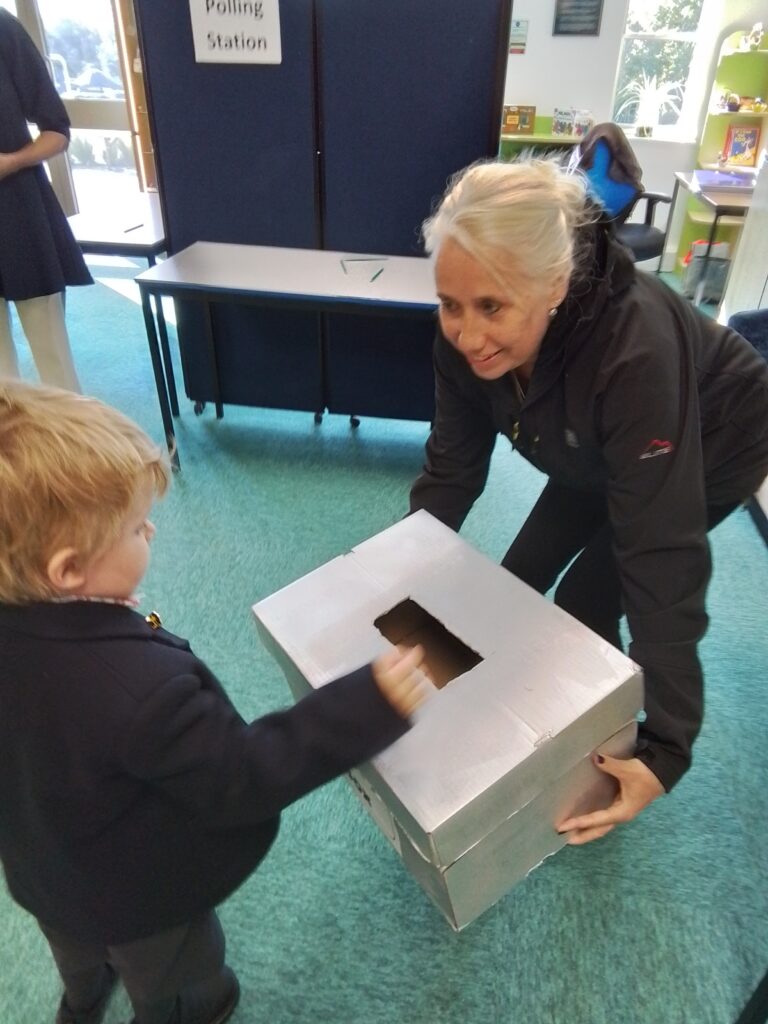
135 242 439 466
68 192 167 261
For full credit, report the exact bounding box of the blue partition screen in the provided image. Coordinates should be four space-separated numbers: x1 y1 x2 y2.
134 0 511 419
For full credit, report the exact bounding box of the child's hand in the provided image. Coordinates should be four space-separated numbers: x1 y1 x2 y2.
372 644 430 719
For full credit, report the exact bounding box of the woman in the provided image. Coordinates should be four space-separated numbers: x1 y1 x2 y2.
410 158 768 844
0 9 92 391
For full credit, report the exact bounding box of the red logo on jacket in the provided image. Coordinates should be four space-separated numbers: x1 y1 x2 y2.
639 439 674 460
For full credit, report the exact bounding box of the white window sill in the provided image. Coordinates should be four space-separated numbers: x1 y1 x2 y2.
618 126 698 145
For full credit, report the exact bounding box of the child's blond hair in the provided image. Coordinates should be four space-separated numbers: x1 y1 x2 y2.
0 380 170 604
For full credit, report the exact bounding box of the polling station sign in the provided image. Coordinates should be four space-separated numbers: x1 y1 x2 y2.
189 0 282 64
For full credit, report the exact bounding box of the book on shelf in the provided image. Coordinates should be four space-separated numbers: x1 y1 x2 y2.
551 107 593 138
502 105 536 135
722 123 761 167
573 110 594 138
691 169 756 192
551 107 575 136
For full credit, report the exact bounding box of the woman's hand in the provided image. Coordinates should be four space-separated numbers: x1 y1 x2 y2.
557 754 665 845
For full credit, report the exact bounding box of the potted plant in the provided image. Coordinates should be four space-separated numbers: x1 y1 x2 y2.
615 72 684 138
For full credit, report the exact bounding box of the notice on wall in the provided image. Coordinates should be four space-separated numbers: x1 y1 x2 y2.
508 20 528 55
189 0 282 64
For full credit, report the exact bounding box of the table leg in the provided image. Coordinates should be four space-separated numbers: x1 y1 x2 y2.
202 299 224 419
693 212 720 307
147 254 179 417
658 178 680 275
317 311 328 425
140 287 179 469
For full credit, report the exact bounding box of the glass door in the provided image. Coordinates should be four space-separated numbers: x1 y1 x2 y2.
14 0 150 216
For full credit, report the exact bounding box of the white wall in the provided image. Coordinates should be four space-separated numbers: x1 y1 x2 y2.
503 0 628 120
720 165 768 320
719 149 768 515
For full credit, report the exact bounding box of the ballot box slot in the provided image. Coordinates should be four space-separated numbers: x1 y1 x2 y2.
374 598 482 689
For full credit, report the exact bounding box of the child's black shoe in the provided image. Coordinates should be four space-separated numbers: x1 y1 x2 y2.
55 963 118 1024
127 967 240 1024
176 967 240 1024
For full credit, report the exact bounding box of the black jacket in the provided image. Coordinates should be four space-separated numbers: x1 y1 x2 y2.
411 225 768 791
0 601 408 944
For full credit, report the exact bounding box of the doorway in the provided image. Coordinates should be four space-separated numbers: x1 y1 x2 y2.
9 0 156 216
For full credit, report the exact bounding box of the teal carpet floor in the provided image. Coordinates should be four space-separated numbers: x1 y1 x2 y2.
1 261 766 1024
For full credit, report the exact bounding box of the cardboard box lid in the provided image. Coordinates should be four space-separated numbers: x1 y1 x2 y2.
253 511 643 866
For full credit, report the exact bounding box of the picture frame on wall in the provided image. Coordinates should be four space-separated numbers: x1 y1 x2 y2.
553 0 604 36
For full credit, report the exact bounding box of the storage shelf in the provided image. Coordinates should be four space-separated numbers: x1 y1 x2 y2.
707 109 768 117
721 47 768 58
699 162 757 174
687 212 745 227
500 133 580 143
675 32 767 279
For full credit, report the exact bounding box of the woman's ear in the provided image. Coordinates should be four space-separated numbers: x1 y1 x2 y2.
550 274 570 311
47 547 87 594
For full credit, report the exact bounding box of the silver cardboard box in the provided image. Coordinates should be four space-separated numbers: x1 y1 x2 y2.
253 511 643 930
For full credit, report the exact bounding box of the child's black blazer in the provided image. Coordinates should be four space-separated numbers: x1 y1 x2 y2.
0 600 407 944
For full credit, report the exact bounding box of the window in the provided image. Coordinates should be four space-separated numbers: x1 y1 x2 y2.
612 0 712 140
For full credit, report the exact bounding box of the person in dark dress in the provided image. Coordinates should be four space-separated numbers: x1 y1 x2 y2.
0 9 92 391
409 157 768 844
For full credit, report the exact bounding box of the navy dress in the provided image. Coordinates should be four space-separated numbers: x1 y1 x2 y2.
0 10 91 301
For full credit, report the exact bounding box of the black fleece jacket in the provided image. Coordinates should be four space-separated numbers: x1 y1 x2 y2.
411 225 768 791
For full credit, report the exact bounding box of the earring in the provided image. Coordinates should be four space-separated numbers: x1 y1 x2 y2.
548 306 559 319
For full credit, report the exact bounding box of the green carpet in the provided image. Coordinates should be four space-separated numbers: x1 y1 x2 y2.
1 262 766 1024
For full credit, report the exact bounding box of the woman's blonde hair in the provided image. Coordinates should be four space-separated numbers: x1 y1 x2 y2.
0 381 170 604
422 157 598 294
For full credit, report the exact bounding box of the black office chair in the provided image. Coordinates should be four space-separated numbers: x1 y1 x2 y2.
575 122 672 269
613 190 672 264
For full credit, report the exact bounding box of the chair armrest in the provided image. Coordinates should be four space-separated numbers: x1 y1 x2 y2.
639 191 672 226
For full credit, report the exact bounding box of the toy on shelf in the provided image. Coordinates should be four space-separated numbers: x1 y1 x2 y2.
739 22 764 52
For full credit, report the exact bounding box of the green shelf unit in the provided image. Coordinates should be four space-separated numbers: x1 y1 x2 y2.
499 116 580 160
699 47 768 167
674 32 768 277
675 200 744 273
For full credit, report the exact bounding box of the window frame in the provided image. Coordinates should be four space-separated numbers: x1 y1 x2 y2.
611 0 719 144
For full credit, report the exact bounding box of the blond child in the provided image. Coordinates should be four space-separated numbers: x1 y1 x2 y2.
0 380 426 1024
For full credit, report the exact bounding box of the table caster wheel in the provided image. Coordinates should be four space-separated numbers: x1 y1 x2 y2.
314 411 323 425
349 415 360 428
193 401 206 416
